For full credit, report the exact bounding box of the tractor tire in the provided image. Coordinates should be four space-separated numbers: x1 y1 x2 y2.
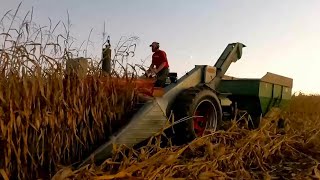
170 86 222 145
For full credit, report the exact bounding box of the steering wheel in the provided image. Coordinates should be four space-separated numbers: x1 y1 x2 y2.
135 64 156 78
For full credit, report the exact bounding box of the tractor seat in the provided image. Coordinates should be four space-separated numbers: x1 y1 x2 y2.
168 72 177 83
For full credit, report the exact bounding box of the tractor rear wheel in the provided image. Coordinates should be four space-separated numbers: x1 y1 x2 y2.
170 87 222 144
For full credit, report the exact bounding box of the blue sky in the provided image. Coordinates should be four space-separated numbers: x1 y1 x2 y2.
1 0 320 94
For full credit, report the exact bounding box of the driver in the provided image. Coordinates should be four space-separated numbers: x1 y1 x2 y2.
147 41 170 87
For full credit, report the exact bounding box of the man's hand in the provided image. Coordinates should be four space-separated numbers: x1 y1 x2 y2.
148 68 157 74
146 68 156 77
151 68 158 74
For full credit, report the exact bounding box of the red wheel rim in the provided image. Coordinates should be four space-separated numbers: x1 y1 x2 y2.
193 100 217 137
193 111 207 137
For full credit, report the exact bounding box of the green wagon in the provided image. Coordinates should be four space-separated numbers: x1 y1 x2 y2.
217 72 293 127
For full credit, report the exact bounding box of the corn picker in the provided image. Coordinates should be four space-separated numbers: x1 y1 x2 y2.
66 42 293 167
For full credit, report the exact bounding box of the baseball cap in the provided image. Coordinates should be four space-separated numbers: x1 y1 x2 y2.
149 42 159 47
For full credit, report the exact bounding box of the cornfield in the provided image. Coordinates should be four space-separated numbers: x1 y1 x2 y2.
1 6 320 180
0 65 138 179
0 6 141 179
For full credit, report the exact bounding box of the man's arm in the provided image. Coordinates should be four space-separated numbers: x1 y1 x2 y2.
154 62 166 73
147 63 155 77
148 60 155 72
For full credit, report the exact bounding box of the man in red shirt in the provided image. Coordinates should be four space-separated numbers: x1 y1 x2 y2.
147 42 170 87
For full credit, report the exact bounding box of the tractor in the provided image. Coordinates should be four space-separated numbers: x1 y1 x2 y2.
67 42 293 167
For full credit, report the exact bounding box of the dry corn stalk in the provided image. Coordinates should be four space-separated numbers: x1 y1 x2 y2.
0 14 140 180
